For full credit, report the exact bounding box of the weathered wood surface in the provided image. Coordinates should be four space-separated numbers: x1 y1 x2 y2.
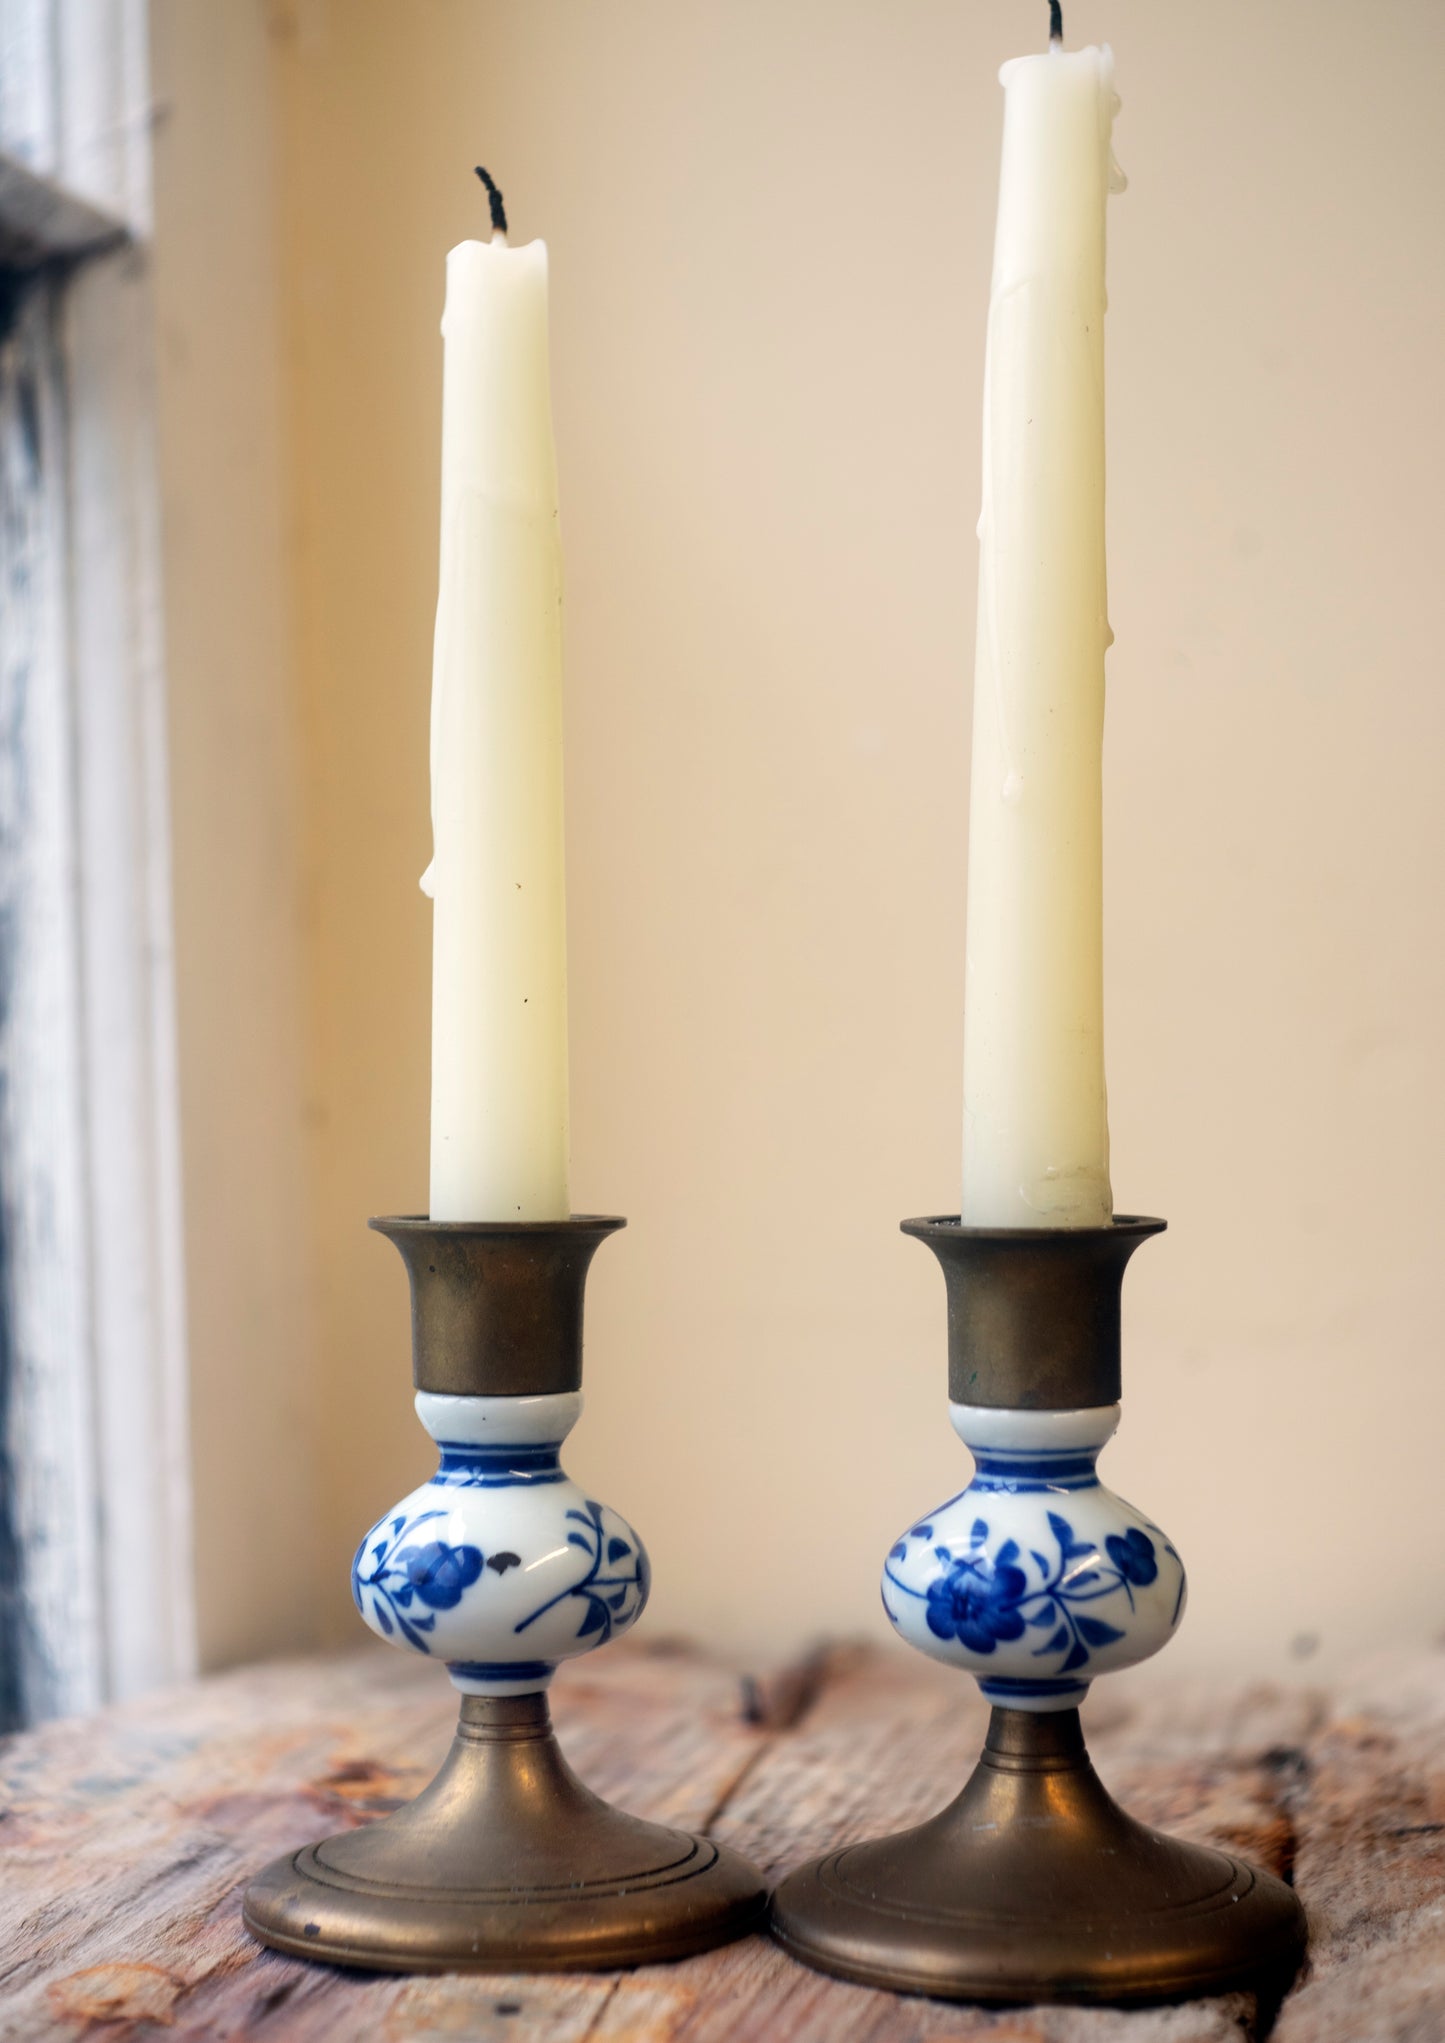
0 1639 1441 2040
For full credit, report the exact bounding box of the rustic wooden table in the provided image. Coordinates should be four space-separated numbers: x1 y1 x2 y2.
1 1638 1440 2040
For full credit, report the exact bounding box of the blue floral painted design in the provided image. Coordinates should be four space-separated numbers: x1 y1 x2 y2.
1106 1526 1159 1587
514 1500 649 1646
886 1510 1174 1677
352 1509 485 1654
925 1538 1029 1652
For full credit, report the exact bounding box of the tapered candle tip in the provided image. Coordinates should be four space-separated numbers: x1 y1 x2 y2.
1048 0 1063 44
474 165 508 238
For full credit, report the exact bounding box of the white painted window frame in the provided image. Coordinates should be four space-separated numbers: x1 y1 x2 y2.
0 0 193 1720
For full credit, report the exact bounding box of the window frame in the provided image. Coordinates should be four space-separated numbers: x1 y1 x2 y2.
0 0 193 1722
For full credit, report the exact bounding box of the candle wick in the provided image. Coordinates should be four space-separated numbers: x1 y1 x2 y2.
474 165 509 239
1048 0 1063 44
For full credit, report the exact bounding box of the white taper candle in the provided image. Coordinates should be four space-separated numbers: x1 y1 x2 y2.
962 37 1123 1228
426 179 569 1221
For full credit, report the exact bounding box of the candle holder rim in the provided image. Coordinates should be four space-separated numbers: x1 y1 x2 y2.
901 1212 1166 1408
900 1213 1166 1243
369 1212 627 1237
369 1212 626 1397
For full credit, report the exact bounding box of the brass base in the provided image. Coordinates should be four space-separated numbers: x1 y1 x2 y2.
244 1692 766 1973
770 1706 1307 2006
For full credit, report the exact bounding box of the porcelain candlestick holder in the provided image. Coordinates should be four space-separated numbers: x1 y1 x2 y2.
244 1216 765 1973
770 1215 1308 2006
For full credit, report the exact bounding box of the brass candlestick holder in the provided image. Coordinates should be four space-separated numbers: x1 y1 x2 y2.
770 1215 1308 2006
244 1215 765 1972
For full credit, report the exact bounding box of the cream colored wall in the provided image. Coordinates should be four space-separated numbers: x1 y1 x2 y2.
247 0 1443 1682
150 0 321 1667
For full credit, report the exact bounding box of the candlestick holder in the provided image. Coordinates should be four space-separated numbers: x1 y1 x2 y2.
770 1215 1307 2006
244 1216 765 1972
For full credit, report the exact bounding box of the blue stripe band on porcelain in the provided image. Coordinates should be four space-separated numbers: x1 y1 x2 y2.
971 1453 1099 1480
437 1441 561 1469
434 1469 564 1488
448 1660 556 1683
435 1442 564 1485
970 1476 1097 1494
978 1675 1089 1698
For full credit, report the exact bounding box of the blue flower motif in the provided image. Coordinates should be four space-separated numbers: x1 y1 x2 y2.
884 1506 1178 1679
1105 1527 1158 1587
352 1508 486 1653
924 1540 1028 1653
393 1539 484 1610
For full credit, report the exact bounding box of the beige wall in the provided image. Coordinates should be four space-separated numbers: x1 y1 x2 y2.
167 0 1445 1681
150 0 321 1667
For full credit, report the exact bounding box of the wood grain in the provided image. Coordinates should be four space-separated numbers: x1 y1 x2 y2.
1271 1654 1445 2043
1 1640 1441 2040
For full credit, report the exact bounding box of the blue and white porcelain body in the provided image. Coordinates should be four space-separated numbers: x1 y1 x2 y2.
881 1403 1185 1711
351 1390 649 1696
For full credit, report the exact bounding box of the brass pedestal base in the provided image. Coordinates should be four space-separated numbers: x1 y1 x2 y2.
770 1707 1307 2007
244 1693 766 1973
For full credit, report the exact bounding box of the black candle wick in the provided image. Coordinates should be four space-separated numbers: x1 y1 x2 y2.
474 165 508 236
1049 0 1063 42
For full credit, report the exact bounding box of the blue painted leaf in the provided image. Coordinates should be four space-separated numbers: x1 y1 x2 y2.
1076 1616 1125 1647
607 1588 629 1610
567 1532 591 1550
970 1518 989 1546
576 1600 607 1637
1060 1638 1090 1674
913 1523 935 1540
1047 1512 1075 1550
889 1543 906 1561
996 1538 1020 1568
1025 1605 1058 1629
373 1601 394 1636
934 1546 954 1563
607 1536 632 1564
1031 1551 1051 1574
1069 1570 1101 1588
391 1515 406 1535
372 1541 388 1563
1037 1624 1069 1656
584 1500 603 1518
394 1584 414 1607
396 1611 431 1653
